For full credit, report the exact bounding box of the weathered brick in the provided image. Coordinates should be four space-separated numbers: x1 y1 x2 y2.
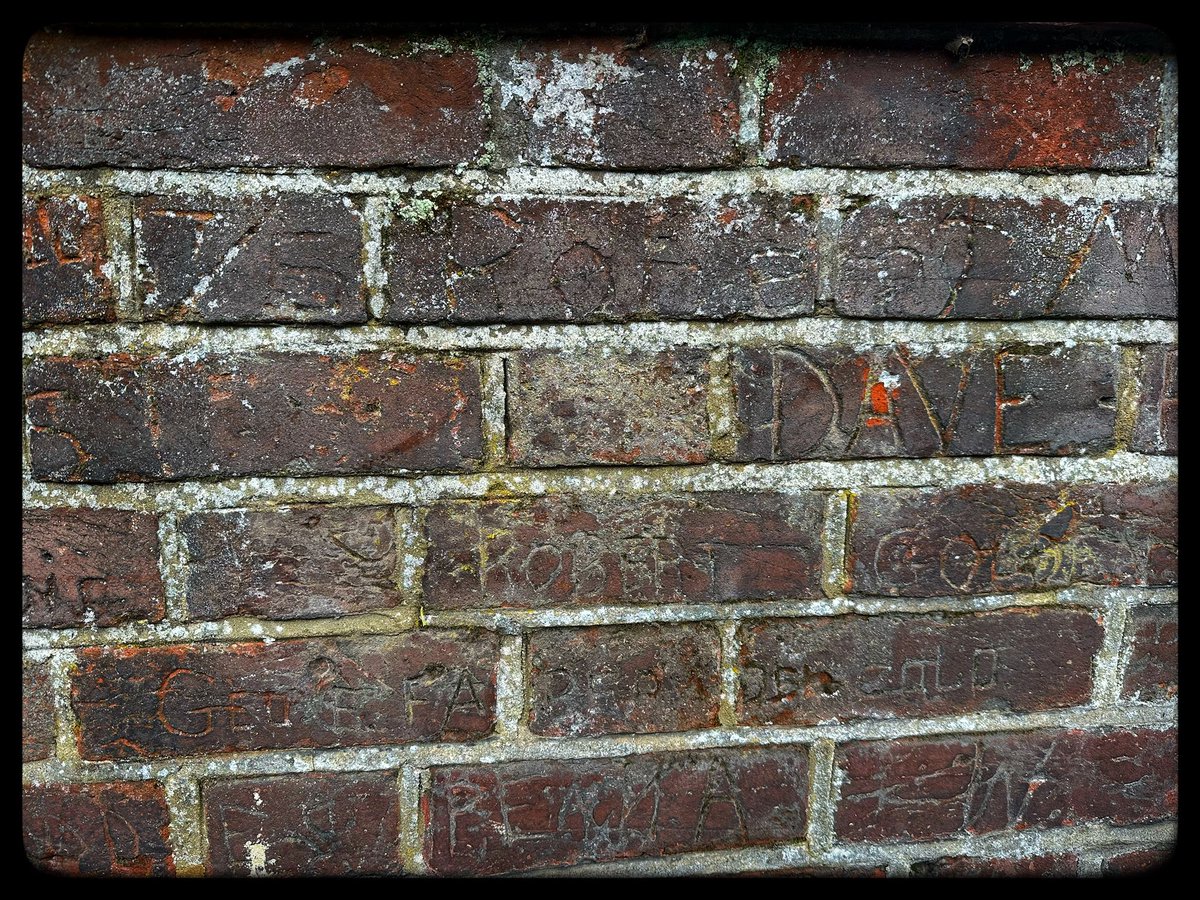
135 193 365 323
507 350 711 466
1103 847 1175 876
910 855 1079 877
423 492 825 610
71 632 497 760
384 194 818 324
835 727 1177 843
1131 346 1178 454
23 782 173 875
764 50 1163 170
25 352 482 482
849 482 1177 597
426 747 809 875
738 608 1102 726
493 40 739 169
23 35 485 168
1122 605 1177 702
23 658 54 762
182 506 403 621
22 194 114 324
835 199 1177 319
732 345 1117 461
22 509 164 628
723 866 887 877
204 773 401 876
529 624 721 736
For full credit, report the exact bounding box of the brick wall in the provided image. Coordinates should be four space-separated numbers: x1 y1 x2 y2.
22 24 1176 877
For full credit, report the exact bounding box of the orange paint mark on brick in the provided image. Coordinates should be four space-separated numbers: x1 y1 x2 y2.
293 66 351 106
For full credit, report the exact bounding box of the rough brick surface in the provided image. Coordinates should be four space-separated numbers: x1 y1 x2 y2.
764 50 1163 170
426 747 809 875
910 855 1079 877
507 350 711 466
23 35 485 168
22 658 54 762
737 608 1102 726
135 193 365 323
22 509 164 628
204 773 401 876
182 506 403 621
22 194 114 324
1131 346 1179 454
23 782 173 875
1122 605 1177 701
1103 847 1174 875
732 345 1117 460
529 624 721 736
835 199 1177 319
493 40 740 169
71 632 497 760
849 482 1177 596
25 352 482 482
423 492 825 609
835 727 1178 843
385 194 818 324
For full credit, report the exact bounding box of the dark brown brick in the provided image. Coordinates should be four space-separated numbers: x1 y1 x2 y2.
23 194 114 324
23 658 54 762
507 350 711 466
1122 605 1177 702
723 866 887 877
849 482 1177 597
835 199 1177 319
182 506 403 621
25 352 482 482
764 50 1163 170
738 608 1102 726
23 35 485 168
835 727 1177 843
22 509 164 628
493 39 739 169
71 632 497 760
529 624 721 736
1131 347 1178 454
23 782 173 875
384 194 818 324
423 492 825 610
732 345 1117 461
204 773 401 876
1103 846 1175 876
426 747 809 875
135 193 365 323
910 855 1079 877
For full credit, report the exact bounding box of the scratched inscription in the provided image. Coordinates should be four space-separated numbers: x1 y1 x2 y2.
1121 605 1178 702
426 747 809 875
70 633 497 760
22 194 113 324
1131 346 1178 454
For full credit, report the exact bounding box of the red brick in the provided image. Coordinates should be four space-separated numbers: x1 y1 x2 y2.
723 866 887 877
182 506 403 621
1122 605 1177 702
733 345 1117 461
23 658 54 762
423 492 825 610
23 194 114 325
25 352 482 482
764 50 1163 170
1131 347 1178 454
204 773 401 876
71 632 497 760
493 39 739 169
738 608 1102 726
425 747 809 875
910 855 1079 877
835 727 1177 843
835 198 1176 319
529 624 721 736
384 193 818 324
135 193 365 323
22 509 164 628
23 782 173 875
1103 846 1175 876
507 350 711 466
23 35 485 168
849 482 1177 597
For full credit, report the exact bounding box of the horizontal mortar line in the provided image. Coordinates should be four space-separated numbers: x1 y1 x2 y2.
22 318 1179 358
22 702 1176 786
22 453 1178 512
21 587 1176 650
22 165 1179 203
